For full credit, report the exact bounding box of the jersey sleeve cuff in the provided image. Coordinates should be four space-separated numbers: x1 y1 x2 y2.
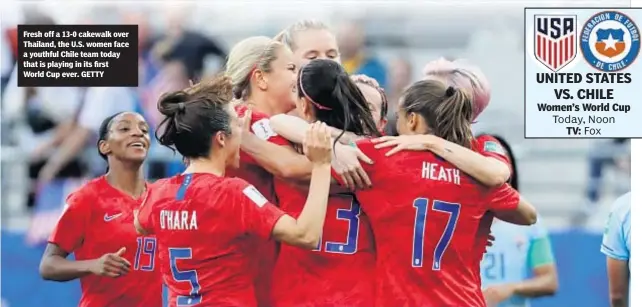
260 205 287 240
47 238 75 254
601 244 629 261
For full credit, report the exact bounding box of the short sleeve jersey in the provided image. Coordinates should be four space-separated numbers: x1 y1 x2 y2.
226 104 291 307
227 104 290 202
270 179 376 307
137 174 285 307
602 192 631 264
474 134 512 171
334 139 521 307
471 134 515 280
48 177 161 307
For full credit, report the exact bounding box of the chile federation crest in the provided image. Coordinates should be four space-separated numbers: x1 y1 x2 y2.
580 11 640 72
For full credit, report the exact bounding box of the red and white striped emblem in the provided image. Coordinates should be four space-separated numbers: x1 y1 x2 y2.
534 15 577 72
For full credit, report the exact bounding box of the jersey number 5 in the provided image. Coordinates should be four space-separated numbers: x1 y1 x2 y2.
314 197 361 254
169 248 202 306
412 198 461 270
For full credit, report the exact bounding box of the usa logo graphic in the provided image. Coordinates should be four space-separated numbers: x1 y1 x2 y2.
580 11 640 72
534 15 578 72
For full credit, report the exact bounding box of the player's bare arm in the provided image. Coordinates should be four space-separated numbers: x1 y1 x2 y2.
40 244 131 281
372 134 510 187
606 257 629 307
241 131 315 181
238 108 314 181
269 113 374 190
485 263 558 305
270 113 360 145
493 197 538 225
271 122 333 249
514 264 559 297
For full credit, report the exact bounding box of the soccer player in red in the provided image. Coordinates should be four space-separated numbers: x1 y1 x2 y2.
220 36 302 307
40 112 161 307
262 59 380 307
374 59 515 287
271 79 537 307
134 76 334 307
344 80 537 307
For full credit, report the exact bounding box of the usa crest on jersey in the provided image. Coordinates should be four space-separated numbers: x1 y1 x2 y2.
534 15 577 72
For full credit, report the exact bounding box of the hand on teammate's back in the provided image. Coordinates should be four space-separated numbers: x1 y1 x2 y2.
303 122 332 165
90 247 131 278
331 144 373 190
373 135 433 156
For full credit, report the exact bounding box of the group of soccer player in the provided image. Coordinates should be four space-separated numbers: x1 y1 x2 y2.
40 19 543 307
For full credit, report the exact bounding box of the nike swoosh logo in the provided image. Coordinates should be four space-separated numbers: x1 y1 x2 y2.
104 213 123 222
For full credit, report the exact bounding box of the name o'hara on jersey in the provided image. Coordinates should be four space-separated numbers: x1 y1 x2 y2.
421 161 461 185
160 210 199 230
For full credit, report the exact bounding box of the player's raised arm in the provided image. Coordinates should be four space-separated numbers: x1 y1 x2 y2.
270 113 359 145
372 134 510 187
269 113 374 190
239 115 315 182
270 122 333 248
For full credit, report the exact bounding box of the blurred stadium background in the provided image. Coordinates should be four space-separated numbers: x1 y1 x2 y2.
0 1 631 306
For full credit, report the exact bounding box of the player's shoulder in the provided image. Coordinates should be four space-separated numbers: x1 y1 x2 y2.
227 177 270 207
250 117 278 141
189 174 242 195
147 176 179 194
353 137 373 152
235 104 278 140
65 176 107 206
222 176 252 190
475 134 499 143
355 137 388 160
234 103 269 121
610 192 631 218
474 134 506 155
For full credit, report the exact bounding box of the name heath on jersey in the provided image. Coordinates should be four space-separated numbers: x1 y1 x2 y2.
160 210 198 230
422 162 461 185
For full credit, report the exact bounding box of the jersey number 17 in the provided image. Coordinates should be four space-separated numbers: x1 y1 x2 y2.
412 198 461 270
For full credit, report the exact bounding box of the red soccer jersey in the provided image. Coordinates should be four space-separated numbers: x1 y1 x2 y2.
137 173 286 307
228 104 290 201
227 104 291 307
48 176 161 307
334 139 520 307
270 179 375 307
474 134 511 171
472 135 515 282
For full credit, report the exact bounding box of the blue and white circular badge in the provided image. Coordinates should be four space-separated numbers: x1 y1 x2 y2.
580 11 640 72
